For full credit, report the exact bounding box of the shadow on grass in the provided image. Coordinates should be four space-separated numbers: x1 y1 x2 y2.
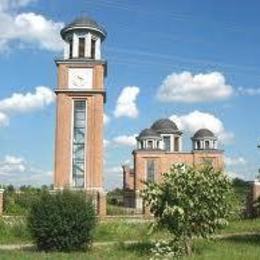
223 234 260 246
118 241 154 256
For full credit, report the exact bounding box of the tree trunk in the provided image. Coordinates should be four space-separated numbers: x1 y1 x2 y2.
184 239 192 256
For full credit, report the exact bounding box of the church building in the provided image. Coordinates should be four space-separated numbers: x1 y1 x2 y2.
123 119 224 210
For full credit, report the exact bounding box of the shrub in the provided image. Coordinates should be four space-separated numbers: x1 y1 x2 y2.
4 191 40 215
142 164 236 257
28 190 96 252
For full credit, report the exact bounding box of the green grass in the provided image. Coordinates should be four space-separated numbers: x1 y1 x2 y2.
2 218 260 259
2 217 260 244
94 219 169 242
0 218 31 244
220 218 260 234
0 217 169 244
1 235 260 259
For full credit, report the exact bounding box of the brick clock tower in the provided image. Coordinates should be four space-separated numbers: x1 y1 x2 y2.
54 17 107 214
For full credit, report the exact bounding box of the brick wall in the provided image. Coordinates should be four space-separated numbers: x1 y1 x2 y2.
133 150 224 190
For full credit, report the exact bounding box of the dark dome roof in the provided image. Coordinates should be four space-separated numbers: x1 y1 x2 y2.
151 119 180 134
61 16 107 39
137 128 161 140
192 128 216 139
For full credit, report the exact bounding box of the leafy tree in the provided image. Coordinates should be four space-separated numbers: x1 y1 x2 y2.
6 185 15 193
142 164 235 256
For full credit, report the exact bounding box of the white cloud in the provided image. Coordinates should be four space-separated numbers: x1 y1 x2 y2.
0 86 55 114
170 110 233 143
0 0 64 53
104 113 110 125
157 71 233 103
104 165 123 190
225 156 247 166
103 139 110 148
107 166 122 174
226 170 241 180
0 112 9 127
237 87 260 96
0 86 55 127
0 0 36 11
0 155 26 174
112 134 137 146
0 155 52 186
114 86 140 118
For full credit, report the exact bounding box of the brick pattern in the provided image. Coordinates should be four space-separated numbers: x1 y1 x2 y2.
122 166 135 190
133 150 224 191
98 192 107 217
54 63 105 190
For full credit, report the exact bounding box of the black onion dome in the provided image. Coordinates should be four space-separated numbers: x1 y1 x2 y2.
61 16 107 39
192 128 216 139
137 128 161 140
151 118 181 134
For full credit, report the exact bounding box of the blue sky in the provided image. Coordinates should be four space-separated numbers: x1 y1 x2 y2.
0 0 260 190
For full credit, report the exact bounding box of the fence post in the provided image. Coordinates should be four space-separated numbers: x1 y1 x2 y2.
0 189 4 216
247 180 260 217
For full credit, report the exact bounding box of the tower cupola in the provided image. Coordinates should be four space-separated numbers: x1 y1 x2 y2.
136 128 161 150
60 16 107 60
192 128 218 151
150 118 182 152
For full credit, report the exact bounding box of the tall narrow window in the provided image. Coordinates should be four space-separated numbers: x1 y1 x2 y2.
147 160 155 182
174 137 179 152
69 38 73 59
72 100 86 188
163 136 171 151
91 38 96 59
79 38 85 58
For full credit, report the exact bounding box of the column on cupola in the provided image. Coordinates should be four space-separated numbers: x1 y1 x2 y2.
95 38 101 59
72 33 79 58
85 32 91 58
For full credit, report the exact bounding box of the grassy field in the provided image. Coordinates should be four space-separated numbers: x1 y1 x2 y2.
1 218 260 259
1 235 260 259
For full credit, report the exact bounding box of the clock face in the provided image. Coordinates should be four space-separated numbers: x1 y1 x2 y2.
68 68 93 89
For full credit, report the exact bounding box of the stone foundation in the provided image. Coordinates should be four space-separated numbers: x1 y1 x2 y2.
0 189 4 216
97 191 107 217
84 190 107 217
247 180 260 217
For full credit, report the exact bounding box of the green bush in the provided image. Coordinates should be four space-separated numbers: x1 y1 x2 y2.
28 190 96 252
4 191 40 215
